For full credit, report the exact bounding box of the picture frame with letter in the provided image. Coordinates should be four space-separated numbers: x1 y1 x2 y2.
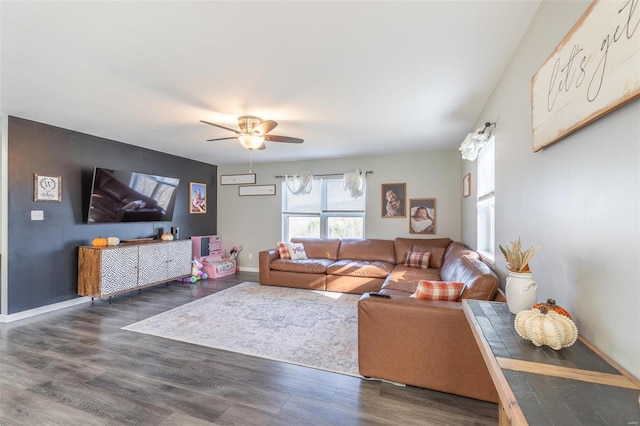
34 174 62 202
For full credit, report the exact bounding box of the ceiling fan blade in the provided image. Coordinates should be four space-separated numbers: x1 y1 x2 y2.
252 120 278 135
200 120 240 134
264 135 304 144
206 136 239 142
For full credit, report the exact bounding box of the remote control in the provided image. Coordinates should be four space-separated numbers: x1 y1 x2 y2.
369 292 391 298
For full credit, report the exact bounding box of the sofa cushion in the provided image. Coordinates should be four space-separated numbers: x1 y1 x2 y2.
287 242 308 260
277 241 290 259
338 239 396 263
404 251 431 269
291 238 341 260
412 280 465 301
381 265 441 295
412 246 446 269
394 238 452 266
441 242 480 273
270 258 334 274
326 259 394 278
441 243 498 300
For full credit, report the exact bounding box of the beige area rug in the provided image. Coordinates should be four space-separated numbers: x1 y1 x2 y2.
122 282 361 377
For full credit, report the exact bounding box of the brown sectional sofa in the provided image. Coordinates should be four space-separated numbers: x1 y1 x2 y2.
258 237 500 403
260 238 397 294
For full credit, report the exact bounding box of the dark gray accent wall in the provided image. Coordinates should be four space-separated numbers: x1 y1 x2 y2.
7 116 217 314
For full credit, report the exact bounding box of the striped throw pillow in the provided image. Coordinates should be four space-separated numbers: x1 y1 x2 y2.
404 251 431 269
277 241 290 259
413 280 465 301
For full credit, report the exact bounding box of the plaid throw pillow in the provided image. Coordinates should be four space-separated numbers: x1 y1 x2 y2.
413 280 465 301
277 241 290 259
404 251 431 269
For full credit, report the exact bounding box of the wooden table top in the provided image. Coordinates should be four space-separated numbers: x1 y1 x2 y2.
463 300 640 425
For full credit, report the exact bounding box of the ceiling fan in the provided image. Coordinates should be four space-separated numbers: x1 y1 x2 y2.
200 115 304 150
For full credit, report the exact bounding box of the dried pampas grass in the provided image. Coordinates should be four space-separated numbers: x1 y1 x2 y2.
499 238 540 273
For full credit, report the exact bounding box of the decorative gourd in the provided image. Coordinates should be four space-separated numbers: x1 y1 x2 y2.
91 237 108 247
161 233 174 241
532 298 572 319
514 309 538 341
517 306 578 350
106 236 120 246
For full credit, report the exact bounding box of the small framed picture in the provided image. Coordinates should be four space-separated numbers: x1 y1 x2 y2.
220 173 256 185
34 174 62 202
238 184 276 196
409 198 436 234
190 182 207 214
463 173 471 198
381 183 406 218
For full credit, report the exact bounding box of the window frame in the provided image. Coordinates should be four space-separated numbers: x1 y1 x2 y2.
476 136 495 265
282 177 366 240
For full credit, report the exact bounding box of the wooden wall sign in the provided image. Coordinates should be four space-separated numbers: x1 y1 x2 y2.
531 0 640 152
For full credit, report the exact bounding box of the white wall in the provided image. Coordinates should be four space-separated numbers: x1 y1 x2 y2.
463 1 640 378
217 149 460 271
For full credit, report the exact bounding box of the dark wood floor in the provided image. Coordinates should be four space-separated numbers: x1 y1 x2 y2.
0 272 498 425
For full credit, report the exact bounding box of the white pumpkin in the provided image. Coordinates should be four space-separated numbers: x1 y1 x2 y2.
514 309 537 341
516 307 578 350
106 236 120 246
161 233 174 241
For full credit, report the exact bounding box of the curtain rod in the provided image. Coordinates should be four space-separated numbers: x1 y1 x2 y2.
274 170 374 179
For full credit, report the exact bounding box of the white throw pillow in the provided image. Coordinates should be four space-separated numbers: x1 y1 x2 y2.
287 242 308 260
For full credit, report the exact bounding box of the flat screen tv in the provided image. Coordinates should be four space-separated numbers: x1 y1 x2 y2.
87 167 180 223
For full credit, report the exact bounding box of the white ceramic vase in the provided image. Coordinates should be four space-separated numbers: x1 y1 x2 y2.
505 271 538 314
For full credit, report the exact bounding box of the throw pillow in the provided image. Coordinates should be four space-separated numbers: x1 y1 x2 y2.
277 241 290 259
410 245 446 269
412 280 465 301
287 242 308 260
404 251 431 269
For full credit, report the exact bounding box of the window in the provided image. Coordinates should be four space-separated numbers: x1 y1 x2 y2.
477 137 495 261
282 177 366 240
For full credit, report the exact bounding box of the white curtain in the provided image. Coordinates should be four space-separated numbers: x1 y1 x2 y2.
459 126 492 161
286 171 313 195
343 169 366 198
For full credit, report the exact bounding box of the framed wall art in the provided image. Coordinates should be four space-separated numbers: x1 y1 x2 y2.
463 173 471 198
220 173 256 185
189 182 207 214
531 0 640 151
34 174 62 202
239 184 276 196
409 198 436 234
381 183 406 218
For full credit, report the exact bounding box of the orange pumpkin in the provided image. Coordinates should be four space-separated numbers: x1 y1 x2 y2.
92 237 108 247
532 298 572 319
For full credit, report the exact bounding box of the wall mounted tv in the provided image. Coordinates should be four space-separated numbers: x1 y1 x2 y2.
87 167 180 223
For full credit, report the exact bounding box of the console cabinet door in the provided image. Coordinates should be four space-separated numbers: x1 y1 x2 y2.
100 246 138 295
138 243 169 286
166 240 192 278
78 241 191 298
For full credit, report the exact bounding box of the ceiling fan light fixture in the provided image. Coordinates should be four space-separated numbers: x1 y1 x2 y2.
201 115 303 150
238 134 265 149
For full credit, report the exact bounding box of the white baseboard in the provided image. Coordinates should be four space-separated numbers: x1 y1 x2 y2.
0 296 92 323
238 266 259 273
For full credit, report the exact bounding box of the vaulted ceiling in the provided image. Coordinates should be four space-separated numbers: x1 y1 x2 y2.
1 1 541 166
